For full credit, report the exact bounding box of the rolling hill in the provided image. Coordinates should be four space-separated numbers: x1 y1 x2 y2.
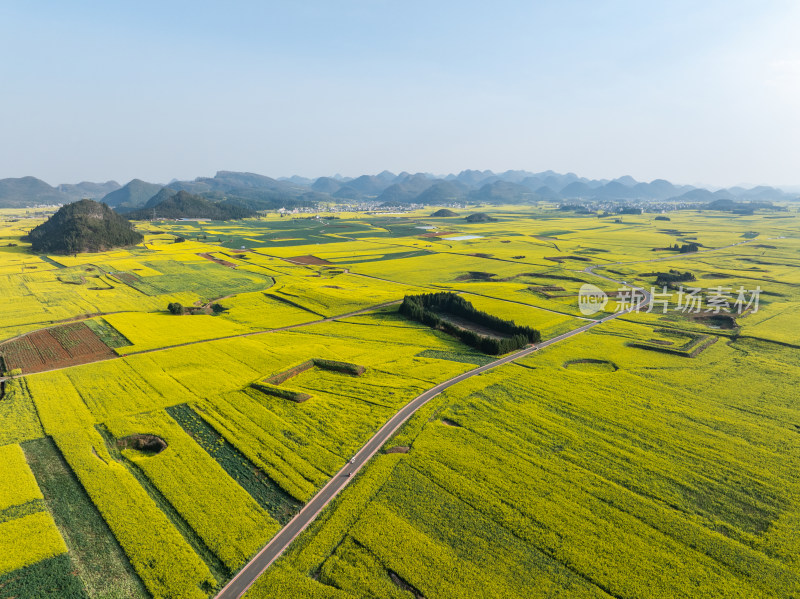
126 190 256 220
26 199 143 254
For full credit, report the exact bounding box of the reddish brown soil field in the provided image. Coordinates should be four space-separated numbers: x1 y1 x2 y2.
282 255 334 265
197 253 237 268
0 322 116 374
109 271 137 286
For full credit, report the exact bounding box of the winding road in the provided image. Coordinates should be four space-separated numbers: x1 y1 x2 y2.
214 275 652 599
2 237 755 596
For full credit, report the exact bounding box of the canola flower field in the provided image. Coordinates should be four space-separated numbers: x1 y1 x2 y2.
0 205 798 598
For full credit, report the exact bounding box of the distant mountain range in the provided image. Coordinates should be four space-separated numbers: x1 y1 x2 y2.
0 170 797 210
0 177 120 208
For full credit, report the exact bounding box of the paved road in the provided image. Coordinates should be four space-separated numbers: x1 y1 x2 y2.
125 300 402 357
215 279 651 599
0 301 402 383
2 240 753 384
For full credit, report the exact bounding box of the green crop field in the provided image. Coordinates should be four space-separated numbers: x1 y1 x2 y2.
0 205 798 598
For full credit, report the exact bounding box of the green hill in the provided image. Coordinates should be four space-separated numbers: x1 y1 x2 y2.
469 181 535 203
142 187 178 210
417 181 468 205
102 179 164 213
0 176 67 207
57 181 120 201
127 190 256 220
26 200 143 254
465 212 496 223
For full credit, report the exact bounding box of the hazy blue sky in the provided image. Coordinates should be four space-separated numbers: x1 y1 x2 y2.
2 1 799 187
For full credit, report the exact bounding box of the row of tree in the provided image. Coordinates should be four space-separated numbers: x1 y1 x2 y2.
669 242 700 253
652 269 696 287
167 301 225 315
399 292 541 355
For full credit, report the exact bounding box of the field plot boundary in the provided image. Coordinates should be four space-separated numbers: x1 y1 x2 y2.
251 358 367 403
627 329 719 358
263 358 366 385
214 273 653 599
0 322 117 374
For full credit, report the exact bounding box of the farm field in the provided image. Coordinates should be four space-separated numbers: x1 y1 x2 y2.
0 205 798 598
247 319 800 599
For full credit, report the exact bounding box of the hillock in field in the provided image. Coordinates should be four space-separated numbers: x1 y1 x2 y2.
0 204 798 599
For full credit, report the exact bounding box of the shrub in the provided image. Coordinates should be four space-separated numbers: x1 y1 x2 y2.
167 302 184 315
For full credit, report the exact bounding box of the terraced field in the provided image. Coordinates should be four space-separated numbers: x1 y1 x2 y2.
0 206 798 598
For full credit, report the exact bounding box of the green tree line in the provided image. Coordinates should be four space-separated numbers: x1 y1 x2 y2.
399 292 540 355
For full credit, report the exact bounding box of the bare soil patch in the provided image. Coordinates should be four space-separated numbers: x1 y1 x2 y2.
385 446 410 454
112 272 139 285
197 252 237 268
282 255 334 265
0 322 116 374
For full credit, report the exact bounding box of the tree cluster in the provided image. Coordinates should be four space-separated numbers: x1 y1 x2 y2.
399 292 540 355
465 212 496 223
167 302 184 315
653 269 696 287
26 199 143 254
664 242 700 253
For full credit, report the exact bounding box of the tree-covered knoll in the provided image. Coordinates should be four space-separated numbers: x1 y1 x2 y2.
26 200 143 254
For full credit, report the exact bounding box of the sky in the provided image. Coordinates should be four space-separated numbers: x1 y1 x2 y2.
2 1 800 188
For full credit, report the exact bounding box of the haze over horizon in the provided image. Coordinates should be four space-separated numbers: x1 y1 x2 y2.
2 1 800 188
